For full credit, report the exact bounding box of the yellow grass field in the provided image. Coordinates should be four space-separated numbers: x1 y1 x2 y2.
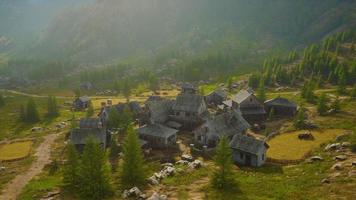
0 141 33 161
267 129 346 160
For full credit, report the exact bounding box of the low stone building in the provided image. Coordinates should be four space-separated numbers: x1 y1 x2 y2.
72 96 91 111
205 89 227 106
230 134 269 167
70 118 107 152
170 84 208 129
224 89 266 124
137 123 178 148
264 97 297 116
194 109 250 147
99 101 143 125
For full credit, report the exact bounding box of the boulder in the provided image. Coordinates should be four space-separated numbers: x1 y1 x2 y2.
309 156 323 162
188 159 203 169
181 154 194 162
341 142 351 148
348 170 356 178
147 176 160 185
325 143 341 151
122 187 143 198
331 163 343 171
147 192 168 200
298 131 314 140
0 166 6 171
321 178 330 184
352 161 356 167
334 155 347 161
31 127 43 132
161 163 173 168
164 166 175 176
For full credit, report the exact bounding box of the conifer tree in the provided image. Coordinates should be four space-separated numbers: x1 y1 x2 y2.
107 108 120 129
109 138 120 172
25 98 40 123
257 78 266 102
317 93 328 115
119 105 133 132
211 136 236 190
120 125 146 188
86 101 94 117
63 144 80 191
337 70 347 94
47 96 59 117
331 96 341 112
78 138 112 200
294 106 306 129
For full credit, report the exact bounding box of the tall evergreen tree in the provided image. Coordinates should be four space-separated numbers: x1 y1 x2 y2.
119 105 133 132
86 101 94 117
78 138 112 200
63 144 80 191
257 78 266 102
294 106 306 129
211 136 236 190
25 98 40 123
317 93 328 115
107 108 120 129
337 70 347 94
120 125 146 188
331 96 341 112
47 96 59 117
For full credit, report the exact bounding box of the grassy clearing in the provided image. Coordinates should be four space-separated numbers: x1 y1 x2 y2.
267 129 346 160
0 141 33 161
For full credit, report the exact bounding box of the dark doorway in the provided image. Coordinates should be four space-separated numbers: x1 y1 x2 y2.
245 155 251 166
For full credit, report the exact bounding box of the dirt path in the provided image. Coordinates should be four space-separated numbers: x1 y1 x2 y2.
0 133 60 200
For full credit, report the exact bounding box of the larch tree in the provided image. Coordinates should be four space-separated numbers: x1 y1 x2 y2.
78 138 112 200
47 96 59 117
294 106 306 129
63 144 80 191
25 98 40 123
257 78 266 102
317 93 328 115
211 136 236 190
120 125 146 188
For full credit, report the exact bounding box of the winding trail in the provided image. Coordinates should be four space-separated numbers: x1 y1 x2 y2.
0 133 60 200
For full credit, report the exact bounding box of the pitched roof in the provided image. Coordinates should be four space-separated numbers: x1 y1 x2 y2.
70 128 106 145
172 93 205 113
264 97 297 108
233 90 253 104
230 134 269 154
146 99 173 123
79 118 103 129
103 101 142 115
240 107 266 115
137 124 178 138
207 89 227 99
198 109 250 138
182 83 196 90
78 96 90 102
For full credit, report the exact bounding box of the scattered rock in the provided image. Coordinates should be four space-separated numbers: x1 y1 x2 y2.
309 156 323 162
331 163 343 170
341 142 351 148
348 170 356 178
298 131 314 140
188 159 203 169
321 178 330 184
352 161 356 167
147 192 168 200
31 127 43 132
122 187 143 199
325 143 341 151
161 163 173 168
147 176 160 185
176 160 189 165
334 155 347 161
0 166 6 171
181 154 194 162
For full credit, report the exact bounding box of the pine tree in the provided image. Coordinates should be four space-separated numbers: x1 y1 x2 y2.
63 145 80 191
86 101 94 117
337 70 347 95
107 108 120 129
120 125 146 188
317 93 328 115
148 74 160 93
227 77 233 92
47 96 59 117
257 78 266 102
119 105 133 132
25 98 40 123
0 94 5 107
78 138 112 200
211 136 236 190
294 106 306 129
109 138 120 172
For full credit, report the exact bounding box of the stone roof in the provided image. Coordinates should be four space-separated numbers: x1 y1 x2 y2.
146 99 174 123
79 118 103 129
240 107 266 115
198 109 250 139
264 97 297 108
78 96 90 103
70 128 106 145
233 90 253 104
206 89 227 99
172 93 205 113
230 134 269 155
137 124 178 139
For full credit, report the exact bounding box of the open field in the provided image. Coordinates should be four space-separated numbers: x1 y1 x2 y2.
267 129 346 160
0 141 33 161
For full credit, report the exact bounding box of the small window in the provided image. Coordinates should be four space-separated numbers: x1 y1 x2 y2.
240 153 244 159
262 154 265 160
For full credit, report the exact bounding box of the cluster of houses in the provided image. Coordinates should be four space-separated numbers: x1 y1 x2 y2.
70 83 297 167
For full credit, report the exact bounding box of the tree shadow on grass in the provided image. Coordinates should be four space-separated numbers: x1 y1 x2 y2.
239 163 284 175
206 183 250 200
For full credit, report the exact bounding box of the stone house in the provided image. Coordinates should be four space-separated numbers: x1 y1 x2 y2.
230 134 269 167
264 97 297 116
72 96 91 111
205 89 227 106
137 123 178 148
